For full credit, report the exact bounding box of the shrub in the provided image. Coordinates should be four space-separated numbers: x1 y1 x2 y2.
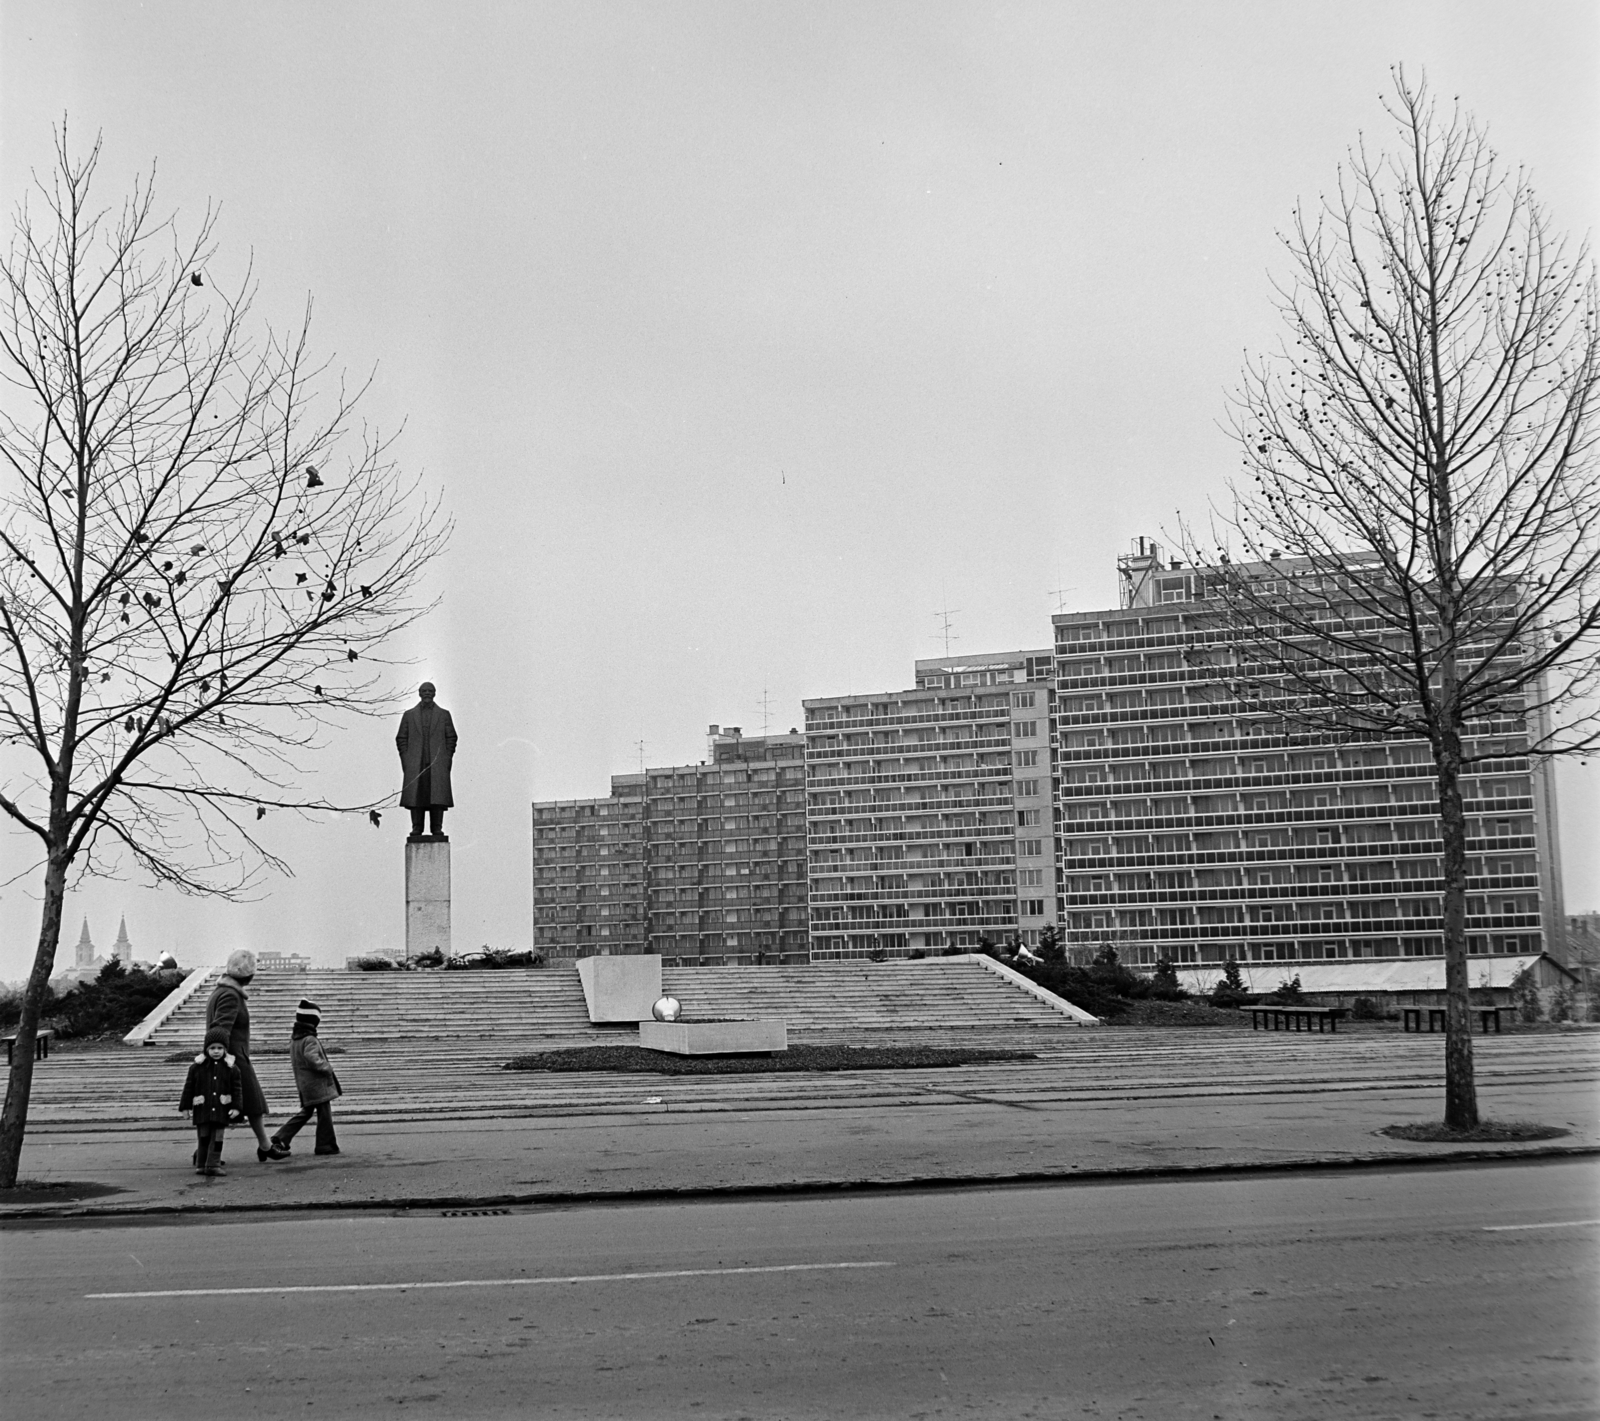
1350 996 1385 1021
1549 985 1573 1023
47 961 184 1038
1262 975 1304 1005
1210 958 1250 1010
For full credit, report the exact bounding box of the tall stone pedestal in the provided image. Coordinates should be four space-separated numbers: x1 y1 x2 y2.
405 837 451 960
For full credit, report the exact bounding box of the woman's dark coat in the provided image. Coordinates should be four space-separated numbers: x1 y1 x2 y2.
179 1053 244 1129
290 1026 343 1108
204 976 269 1118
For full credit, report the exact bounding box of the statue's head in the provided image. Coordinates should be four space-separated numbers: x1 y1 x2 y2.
418 682 436 702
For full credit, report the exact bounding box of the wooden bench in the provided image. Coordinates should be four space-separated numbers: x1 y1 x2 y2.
1243 1005 1346 1033
1401 1006 1508 1034
3 1029 52 1065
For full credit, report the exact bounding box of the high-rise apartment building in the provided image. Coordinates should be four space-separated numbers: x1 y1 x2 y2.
530 779 646 958
531 726 807 962
803 651 1055 960
1052 541 1565 970
640 727 809 963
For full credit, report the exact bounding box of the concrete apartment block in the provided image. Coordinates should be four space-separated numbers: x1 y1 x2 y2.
532 727 807 963
1051 539 1565 971
803 650 1055 961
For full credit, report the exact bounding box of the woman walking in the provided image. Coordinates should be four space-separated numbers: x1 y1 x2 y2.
204 950 288 1162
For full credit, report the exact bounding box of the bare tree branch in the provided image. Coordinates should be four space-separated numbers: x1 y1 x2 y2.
0 127 451 1187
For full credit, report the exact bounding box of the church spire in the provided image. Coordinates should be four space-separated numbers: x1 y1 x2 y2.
112 915 133 964
75 917 94 968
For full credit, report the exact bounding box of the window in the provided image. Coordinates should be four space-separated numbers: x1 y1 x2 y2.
1019 868 1044 887
1016 780 1040 797
1020 899 1046 917
1012 692 1036 709
1012 721 1039 739
1014 750 1039 768
1017 838 1043 856
1018 809 1042 826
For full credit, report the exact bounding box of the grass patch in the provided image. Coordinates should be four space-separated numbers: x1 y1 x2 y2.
1114 1000 1256 1028
1378 1120 1571 1143
0 1180 126 1204
504 1044 1036 1075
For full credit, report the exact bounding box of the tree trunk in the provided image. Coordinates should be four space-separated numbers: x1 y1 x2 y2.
1435 718 1479 1130
0 849 68 1188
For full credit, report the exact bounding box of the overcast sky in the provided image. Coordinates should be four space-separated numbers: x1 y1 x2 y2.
2 1 1597 977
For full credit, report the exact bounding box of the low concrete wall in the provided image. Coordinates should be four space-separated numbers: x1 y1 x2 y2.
956 954 1101 1025
123 965 217 1046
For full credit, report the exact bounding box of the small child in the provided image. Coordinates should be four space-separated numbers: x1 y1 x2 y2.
270 998 342 1157
179 1040 242 1176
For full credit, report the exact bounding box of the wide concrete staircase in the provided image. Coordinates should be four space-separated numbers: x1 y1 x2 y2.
140 956 1088 1058
15 958 1091 1126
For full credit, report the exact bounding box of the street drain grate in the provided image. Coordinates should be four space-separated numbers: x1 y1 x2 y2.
441 1208 512 1217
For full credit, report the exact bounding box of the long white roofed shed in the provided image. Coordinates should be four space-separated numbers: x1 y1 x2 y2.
1174 953 1576 1008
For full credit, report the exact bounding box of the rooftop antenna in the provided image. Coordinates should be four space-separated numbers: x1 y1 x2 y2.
1050 566 1079 614
635 738 647 774
933 605 959 656
756 685 774 736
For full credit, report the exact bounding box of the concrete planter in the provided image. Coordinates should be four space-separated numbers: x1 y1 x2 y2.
638 1019 787 1055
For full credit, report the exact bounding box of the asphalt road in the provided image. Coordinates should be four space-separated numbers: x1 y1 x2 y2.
3 1159 1596 1420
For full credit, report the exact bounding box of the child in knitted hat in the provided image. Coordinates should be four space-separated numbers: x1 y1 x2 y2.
270 998 342 1156
179 1040 242 1175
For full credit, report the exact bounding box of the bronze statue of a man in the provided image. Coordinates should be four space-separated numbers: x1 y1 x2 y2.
396 682 458 840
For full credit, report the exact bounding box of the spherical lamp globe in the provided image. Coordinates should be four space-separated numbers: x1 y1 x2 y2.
651 995 682 1022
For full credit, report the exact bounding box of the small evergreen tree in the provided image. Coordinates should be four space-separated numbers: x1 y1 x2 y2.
1037 924 1064 964
1510 965 1542 1023
1210 957 1250 1008
1150 957 1185 1000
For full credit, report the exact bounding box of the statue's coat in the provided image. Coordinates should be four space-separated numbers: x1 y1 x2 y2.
396 701 457 808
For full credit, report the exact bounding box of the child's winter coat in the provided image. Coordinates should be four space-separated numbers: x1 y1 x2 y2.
180 1052 244 1128
289 1027 342 1108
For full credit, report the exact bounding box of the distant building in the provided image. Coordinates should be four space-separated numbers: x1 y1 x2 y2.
531 725 808 963
1052 539 1565 972
255 950 312 973
53 917 113 987
111 915 134 965
1567 911 1600 994
802 650 1055 960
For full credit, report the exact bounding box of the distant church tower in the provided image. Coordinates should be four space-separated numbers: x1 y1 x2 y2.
75 917 95 969
112 915 134 965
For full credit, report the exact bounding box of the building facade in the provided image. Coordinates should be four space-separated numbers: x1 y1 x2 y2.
531 726 806 963
803 651 1055 960
1052 541 1565 970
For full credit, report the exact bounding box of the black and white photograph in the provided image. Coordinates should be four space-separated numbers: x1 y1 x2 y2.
2 3 1597 1417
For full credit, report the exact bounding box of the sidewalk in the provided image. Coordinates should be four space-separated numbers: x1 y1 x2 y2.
5 1030 1597 1219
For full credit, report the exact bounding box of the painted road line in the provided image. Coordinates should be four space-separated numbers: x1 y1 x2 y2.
1483 1219 1600 1232
87 1260 895 1300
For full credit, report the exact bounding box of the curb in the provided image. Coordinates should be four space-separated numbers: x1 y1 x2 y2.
4 1143 1596 1224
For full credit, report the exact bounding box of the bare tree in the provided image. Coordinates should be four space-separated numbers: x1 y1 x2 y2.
1183 72 1600 1129
0 133 449 1186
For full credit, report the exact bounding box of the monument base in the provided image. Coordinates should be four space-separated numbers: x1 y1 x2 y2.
638 1019 787 1055
405 837 451 959
576 954 663 1022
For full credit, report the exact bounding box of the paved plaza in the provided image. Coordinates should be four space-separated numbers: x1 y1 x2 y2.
7 1027 1596 1218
